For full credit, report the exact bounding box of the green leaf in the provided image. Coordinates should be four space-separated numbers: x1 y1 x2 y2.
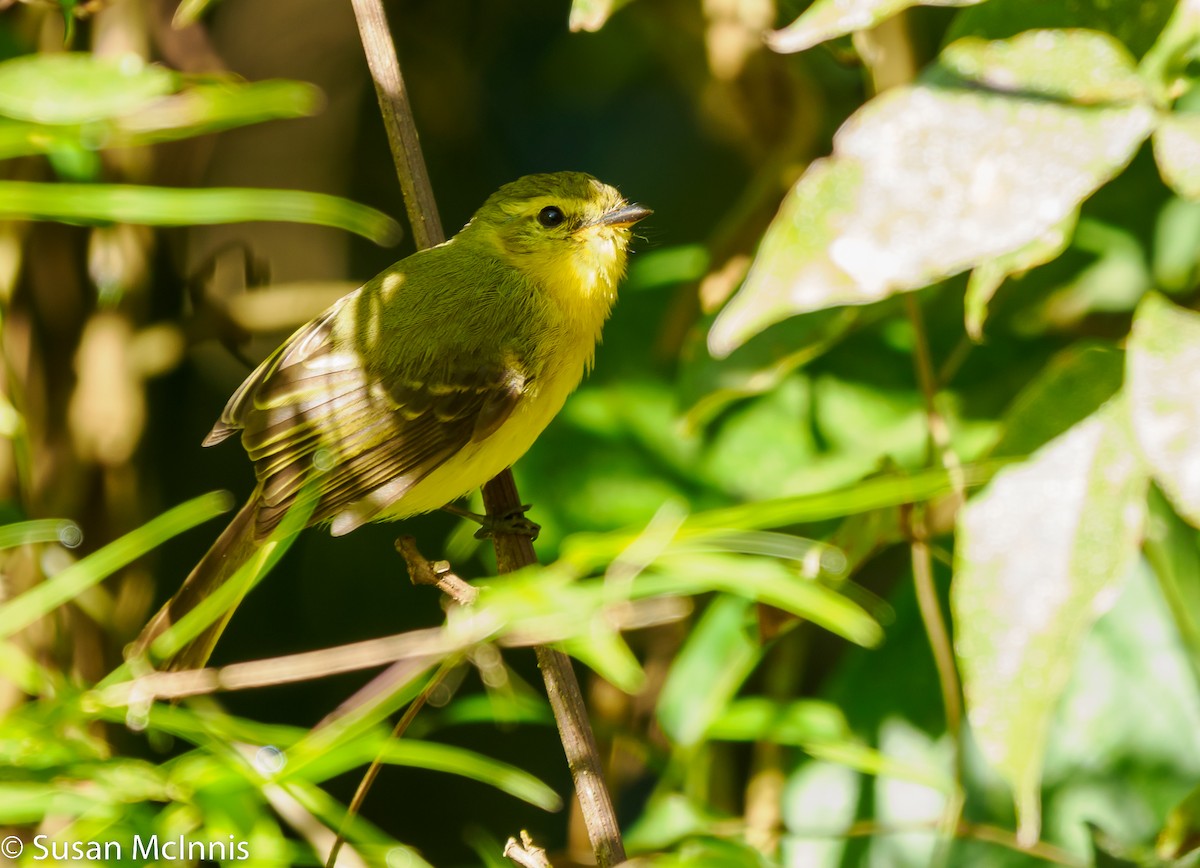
114 79 320 143
1154 113 1200 201
637 553 883 648
1128 294 1200 527
0 492 232 640
0 53 176 124
0 518 81 549
563 461 1009 569
992 342 1124 458
1144 487 1200 687
710 31 1154 351
1158 781 1200 861
706 697 851 746
301 740 562 812
1014 219 1152 336
1139 0 1200 103
0 181 402 245
0 80 321 160
1153 196 1200 293
953 401 1148 846
656 596 761 747
768 0 987 54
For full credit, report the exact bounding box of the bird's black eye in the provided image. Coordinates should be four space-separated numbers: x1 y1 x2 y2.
537 205 565 228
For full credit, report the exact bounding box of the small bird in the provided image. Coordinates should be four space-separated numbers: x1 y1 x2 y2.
133 172 650 670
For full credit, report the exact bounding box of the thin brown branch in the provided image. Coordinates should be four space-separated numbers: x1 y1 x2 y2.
839 818 1085 867
483 475 627 866
396 535 478 606
350 0 443 250
325 662 456 868
348 6 627 863
504 831 553 868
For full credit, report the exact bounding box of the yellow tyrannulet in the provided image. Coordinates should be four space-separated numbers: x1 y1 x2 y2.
134 172 650 670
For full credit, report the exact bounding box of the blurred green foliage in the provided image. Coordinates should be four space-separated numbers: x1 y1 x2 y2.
2 0 1200 866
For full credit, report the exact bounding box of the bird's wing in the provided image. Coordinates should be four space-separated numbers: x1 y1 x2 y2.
204 291 528 539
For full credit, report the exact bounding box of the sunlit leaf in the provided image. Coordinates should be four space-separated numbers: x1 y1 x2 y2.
0 80 321 160
0 518 82 550
0 53 176 124
706 697 850 746
711 31 1154 352
1128 293 1200 527
637 553 883 647
769 0 987 54
569 0 636 32
0 492 232 640
297 739 562 812
1154 113 1200 201
946 0 1177 59
953 401 1148 845
563 626 645 693
0 181 402 245
939 30 1147 103
563 461 1009 568
708 158 862 357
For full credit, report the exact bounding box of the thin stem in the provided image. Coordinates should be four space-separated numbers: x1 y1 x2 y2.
350 0 443 249
325 662 456 868
906 300 967 865
483 473 627 867
349 3 626 864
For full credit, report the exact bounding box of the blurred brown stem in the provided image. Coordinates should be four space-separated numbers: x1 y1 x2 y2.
350 2 626 864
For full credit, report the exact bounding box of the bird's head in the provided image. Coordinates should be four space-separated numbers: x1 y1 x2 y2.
465 171 651 298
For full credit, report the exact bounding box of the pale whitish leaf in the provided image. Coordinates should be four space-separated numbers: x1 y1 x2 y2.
1154 114 1200 201
1129 294 1200 527
947 0 1176 60
710 32 1154 353
708 158 862 357
0 53 176 124
827 87 1150 303
769 0 987 54
940 30 1147 103
953 401 1148 845
964 210 1077 341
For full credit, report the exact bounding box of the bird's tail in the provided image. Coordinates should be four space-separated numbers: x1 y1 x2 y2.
130 494 263 672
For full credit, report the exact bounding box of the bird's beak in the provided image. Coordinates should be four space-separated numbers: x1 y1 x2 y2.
594 202 653 228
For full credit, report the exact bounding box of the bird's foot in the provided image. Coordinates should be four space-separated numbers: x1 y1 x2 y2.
443 503 540 541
